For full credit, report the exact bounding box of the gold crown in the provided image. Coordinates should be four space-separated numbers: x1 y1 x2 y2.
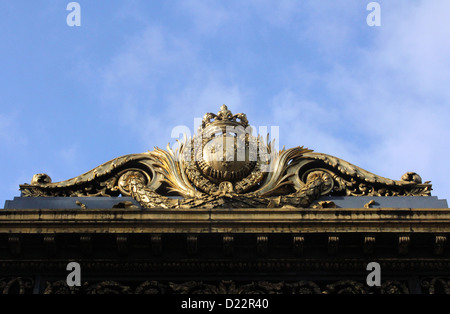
201 105 249 131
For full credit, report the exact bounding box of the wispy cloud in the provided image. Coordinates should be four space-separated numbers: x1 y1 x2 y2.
95 0 449 199
271 1 450 198
177 0 230 35
98 21 248 149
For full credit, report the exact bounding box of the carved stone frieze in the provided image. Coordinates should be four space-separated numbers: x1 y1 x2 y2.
3 277 449 294
421 277 450 294
38 279 414 294
0 277 34 294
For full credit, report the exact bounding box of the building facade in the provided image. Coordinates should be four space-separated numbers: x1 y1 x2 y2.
1 106 449 294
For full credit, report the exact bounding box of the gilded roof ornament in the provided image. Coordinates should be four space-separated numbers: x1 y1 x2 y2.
19 105 432 208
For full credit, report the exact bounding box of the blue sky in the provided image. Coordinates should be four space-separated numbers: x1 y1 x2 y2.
1 0 449 205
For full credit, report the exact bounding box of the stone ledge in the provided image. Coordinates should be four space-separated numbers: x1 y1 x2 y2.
1 207 450 233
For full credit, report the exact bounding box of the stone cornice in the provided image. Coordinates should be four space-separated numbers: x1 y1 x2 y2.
1 207 450 234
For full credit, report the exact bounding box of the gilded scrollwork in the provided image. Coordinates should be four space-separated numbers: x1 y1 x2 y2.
20 153 164 198
290 152 432 197
323 280 368 294
420 277 450 294
380 280 410 294
135 281 169 294
285 281 322 294
9 276 450 294
85 281 132 294
0 277 34 294
19 105 432 208
128 165 327 209
38 279 416 294
43 280 84 294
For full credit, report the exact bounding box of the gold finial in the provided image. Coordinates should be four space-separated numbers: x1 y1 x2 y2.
217 104 232 120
